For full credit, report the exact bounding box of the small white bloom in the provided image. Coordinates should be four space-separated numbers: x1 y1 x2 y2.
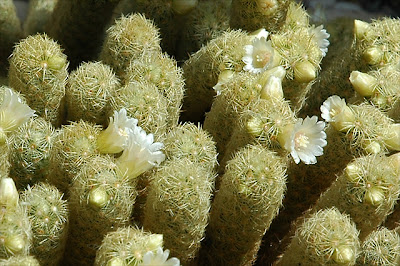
0 178 19 208
320 95 355 132
242 36 275 74
321 95 347 122
248 28 269 40
116 125 165 179
0 88 35 133
310 25 330 57
213 70 234 96
281 116 327 164
260 75 284 100
97 108 138 154
139 247 180 266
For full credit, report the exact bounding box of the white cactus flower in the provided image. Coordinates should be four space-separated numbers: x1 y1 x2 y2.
0 88 35 133
279 116 327 164
248 28 269 40
97 108 138 154
139 247 180 266
242 35 275 74
321 95 355 132
116 125 165 179
310 25 330 57
0 177 19 208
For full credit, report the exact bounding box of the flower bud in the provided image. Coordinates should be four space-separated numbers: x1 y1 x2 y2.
363 47 383 65
0 177 19 208
364 186 385 206
106 257 126 266
5 235 26 254
88 187 109 209
363 140 381 154
293 61 316 83
349 71 377 97
260 76 284 100
332 245 355 264
246 117 264 137
354 19 370 40
345 162 361 183
383 124 400 151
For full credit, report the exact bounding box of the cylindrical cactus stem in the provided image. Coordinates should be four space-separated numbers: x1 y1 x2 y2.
114 0 194 57
277 207 360 265
20 182 68 266
65 154 136 265
23 0 58 36
313 153 400 240
204 69 282 159
8 33 68 127
181 29 251 122
124 52 185 128
8 116 56 189
48 120 101 195
46 0 121 68
163 122 218 172
177 0 230 59
108 80 169 141
143 158 215 264
221 96 296 169
0 0 22 75
99 13 162 78
230 0 290 32
201 143 287 265
0 178 32 259
65 61 120 126
353 18 400 70
0 255 40 265
358 227 400 265
95 226 164 265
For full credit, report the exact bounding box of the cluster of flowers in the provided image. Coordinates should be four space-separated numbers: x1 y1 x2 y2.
97 108 165 180
216 27 330 165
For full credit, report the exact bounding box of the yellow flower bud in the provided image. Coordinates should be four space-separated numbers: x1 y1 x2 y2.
246 117 264 137
354 19 370 40
363 47 383 65
364 186 385 206
5 235 26 254
106 257 126 266
332 245 355 264
293 61 316 83
344 162 361 183
349 71 377 97
383 124 400 151
88 187 109 209
0 178 19 208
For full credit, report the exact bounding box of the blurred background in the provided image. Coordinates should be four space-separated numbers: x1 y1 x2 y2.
13 0 400 24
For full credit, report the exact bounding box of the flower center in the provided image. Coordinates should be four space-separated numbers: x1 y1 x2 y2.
294 132 309 149
254 49 272 68
118 127 129 137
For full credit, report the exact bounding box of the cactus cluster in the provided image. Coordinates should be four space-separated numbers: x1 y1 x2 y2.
0 0 399 265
